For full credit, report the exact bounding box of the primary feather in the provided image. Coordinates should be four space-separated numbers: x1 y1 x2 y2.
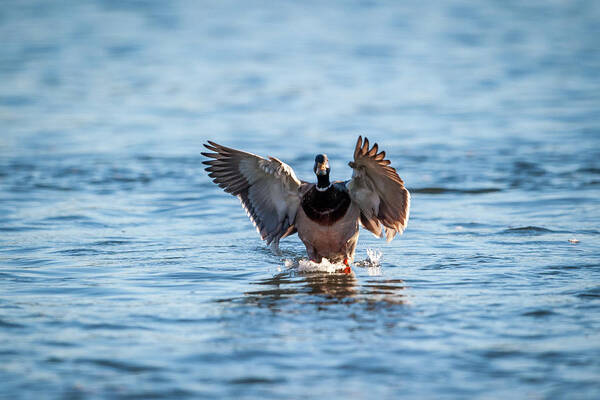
202 141 302 249
347 136 410 241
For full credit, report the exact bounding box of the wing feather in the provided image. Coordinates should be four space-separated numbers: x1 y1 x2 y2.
202 141 302 247
347 136 410 241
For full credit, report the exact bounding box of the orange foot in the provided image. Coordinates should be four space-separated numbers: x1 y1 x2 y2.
343 258 351 274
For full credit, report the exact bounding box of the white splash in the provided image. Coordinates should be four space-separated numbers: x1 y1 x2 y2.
352 248 383 276
354 248 382 267
282 249 383 275
282 258 347 273
366 248 382 266
297 258 346 274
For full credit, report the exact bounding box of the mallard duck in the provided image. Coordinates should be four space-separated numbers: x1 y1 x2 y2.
202 136 410 272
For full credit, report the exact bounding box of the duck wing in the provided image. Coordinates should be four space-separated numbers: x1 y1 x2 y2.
346 136 410 241
202 141 303 249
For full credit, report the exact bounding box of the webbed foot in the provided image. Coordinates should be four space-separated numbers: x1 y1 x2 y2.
343 258 351 274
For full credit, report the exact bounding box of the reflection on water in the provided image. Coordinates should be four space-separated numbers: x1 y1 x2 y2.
241 270 407 309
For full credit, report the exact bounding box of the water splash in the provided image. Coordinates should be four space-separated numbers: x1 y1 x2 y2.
353 249 382 267
295 258 347 274
282 249 383 275
366 248 382 266
350 249 383 276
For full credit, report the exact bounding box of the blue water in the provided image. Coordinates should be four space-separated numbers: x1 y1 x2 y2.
1 0 600 398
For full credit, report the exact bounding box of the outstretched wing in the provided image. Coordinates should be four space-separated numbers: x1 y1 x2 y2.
202 141 302 247
346 136 410 241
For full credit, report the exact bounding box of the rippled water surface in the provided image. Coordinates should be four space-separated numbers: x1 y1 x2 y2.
1 0 600 398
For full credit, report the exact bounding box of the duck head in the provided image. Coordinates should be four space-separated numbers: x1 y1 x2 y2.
313 154 331 190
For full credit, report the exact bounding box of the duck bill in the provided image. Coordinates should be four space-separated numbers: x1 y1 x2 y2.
316 163 329 175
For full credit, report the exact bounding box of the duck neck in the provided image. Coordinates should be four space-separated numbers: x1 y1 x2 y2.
316 174 331 191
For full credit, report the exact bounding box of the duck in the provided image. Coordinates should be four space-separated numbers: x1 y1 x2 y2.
202 136 410 273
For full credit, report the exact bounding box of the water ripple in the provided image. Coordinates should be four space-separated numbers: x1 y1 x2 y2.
1 0 599 399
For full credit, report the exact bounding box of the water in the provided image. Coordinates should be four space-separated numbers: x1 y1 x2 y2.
1 0 600 398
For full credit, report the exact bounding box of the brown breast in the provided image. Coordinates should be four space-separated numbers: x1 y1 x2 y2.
300 184 351 226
